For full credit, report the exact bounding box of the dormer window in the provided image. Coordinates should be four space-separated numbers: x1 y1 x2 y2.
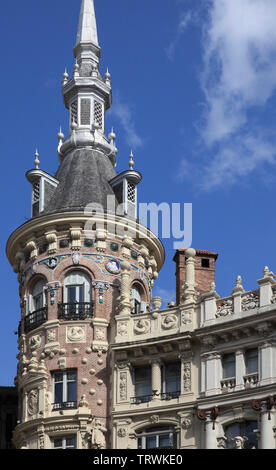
27 170 59 218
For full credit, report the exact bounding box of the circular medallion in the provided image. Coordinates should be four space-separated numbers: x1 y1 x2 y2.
47 257 58 269
105 259 121 274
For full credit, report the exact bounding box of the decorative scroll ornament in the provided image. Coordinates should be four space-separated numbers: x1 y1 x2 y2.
161 314 178 330
182 416 193 430
47 329 56 342
117 321 128 336
29 334 42 351
117 428 127 438
134 319 150 335
216 298 233 317
183 362 191 392
181 310 192 325
242 292 259 311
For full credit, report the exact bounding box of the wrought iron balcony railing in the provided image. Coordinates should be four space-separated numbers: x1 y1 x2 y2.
52 401 77 411
58 302 94 321
160 391 181 400
130 395 153 404
24 307 48 333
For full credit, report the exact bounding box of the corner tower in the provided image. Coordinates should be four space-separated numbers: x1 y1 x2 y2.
6 0 164 450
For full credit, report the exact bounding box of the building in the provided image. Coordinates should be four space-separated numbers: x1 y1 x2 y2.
5 0 276 450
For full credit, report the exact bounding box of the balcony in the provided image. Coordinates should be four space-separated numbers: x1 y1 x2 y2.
130 395 153 404
244 372 259 388
24 307 48 333
160 391 181 400
52 401 77 411
58 302 94 321
221 377 236 392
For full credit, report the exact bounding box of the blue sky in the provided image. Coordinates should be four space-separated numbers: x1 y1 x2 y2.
2 0 276 385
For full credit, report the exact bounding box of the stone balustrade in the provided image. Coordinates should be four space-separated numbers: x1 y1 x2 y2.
243 372 259 388
115 305 194 343
220 377 236 392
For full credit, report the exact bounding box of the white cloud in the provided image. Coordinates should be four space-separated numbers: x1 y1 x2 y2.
178 0 276 190
165 11 193 60
110 94 144 149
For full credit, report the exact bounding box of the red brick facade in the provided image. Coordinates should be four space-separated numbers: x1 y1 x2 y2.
174 249 218 304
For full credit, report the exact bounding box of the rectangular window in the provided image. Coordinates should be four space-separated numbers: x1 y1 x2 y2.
222 353 235 379
52 370 77 410
245 349 258 374
94 100 103 128
70 100 78 125
53 436 76 450
162 362 181 398
134 366 152 399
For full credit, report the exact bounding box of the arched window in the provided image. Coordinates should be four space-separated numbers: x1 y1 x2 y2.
137 426 177 449
59 271 93 320
131 284 147 314
224 421 258 449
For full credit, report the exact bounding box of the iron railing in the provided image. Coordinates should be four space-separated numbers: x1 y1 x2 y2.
24 307 48 333
58 302 94 321
160 391 181 400
130 395 153 404
52 401 77 411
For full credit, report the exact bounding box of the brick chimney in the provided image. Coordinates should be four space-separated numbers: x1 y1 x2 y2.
173 249 218 305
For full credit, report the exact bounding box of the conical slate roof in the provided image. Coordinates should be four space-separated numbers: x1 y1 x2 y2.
43 148 118 215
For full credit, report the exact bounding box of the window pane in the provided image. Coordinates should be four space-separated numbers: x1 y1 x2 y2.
245 349 258 374
68 287 77 303
135 367 152 397
66 436 76 448
163 363 181 393
67 380 77 402
79 286 84 303
54 382 63 404
146 436 157 449
159 434 170 448
223 353 235 378
54 438 63 449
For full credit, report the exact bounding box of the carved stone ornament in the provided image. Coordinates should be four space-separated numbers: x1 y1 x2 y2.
183 362 191 392
29 334 42 351
150 415 159 424
119 372 127 401
117 428 127 438
241 292 259 311
181 310 192 325
182 416 193 430
161 314 178 330
79 394 89 408
134 319 150 335
72 252 82 265
91 420 107 449
27 389 39 416
66 325 86 343
216 298 233 317
95 328 105 341
271 291 276 304
47 329 56 343
117 321 128 336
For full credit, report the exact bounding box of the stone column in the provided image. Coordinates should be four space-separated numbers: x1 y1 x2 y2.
235 349 245 391
205 412 218 449
260 402 275 449
259 341 276 386
151 359 162 400
258 267 275 307
182 248 197 305
232 276 245 313
204 352 222 396
117 261 132 316
200 283 220 326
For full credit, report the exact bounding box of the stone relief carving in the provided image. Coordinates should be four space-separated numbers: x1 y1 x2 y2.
117 321 128 336
161 314 178 330
216 298 233 317
119 372 127 401
27 389 39 416
181 416 193 430
91 420 107 449
29 334 42 351
241 292 259 311
47 329 56 343
66 326 86 343
95 328 105 341
117 428 127 438
150 415 159 424
183 362 191 392
134 319 150 335
271 291 276 304
181 310 192 325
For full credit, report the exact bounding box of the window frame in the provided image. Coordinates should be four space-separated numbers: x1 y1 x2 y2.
52 370 77 409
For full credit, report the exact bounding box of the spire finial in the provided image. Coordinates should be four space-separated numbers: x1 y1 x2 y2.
76 0 99 47
105 68 111 86
34 149 40 169
129 150 134 170
62 68 69 85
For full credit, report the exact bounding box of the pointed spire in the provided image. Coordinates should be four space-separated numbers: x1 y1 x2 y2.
129 150 134 170
76 0 99 47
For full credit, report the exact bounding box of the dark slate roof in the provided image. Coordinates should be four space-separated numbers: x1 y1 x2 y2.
43 148 118 215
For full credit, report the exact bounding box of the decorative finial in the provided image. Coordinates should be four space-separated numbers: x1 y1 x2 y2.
74 60 80 78
34 149 40 169
129 150 134 170
210 281 216 293
71 120 78 131
105 68 111 86
62 68 69 85
57 126 64 142
263 266 275 279
232 275 245 294
108 127 116 145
